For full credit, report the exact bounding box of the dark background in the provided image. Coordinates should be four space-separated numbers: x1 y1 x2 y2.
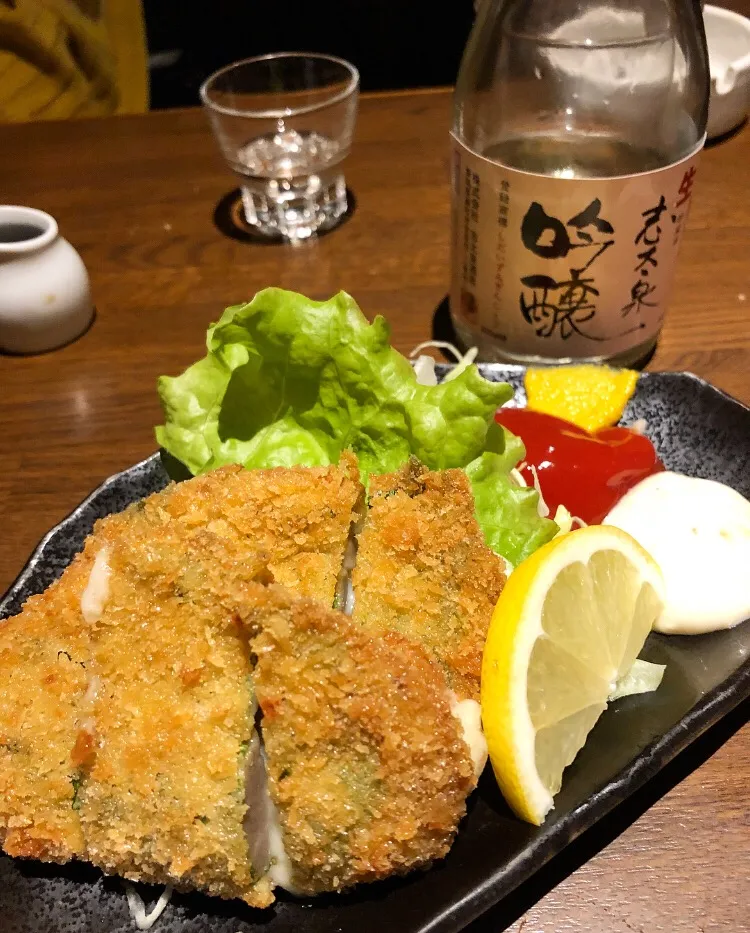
143 0 477 108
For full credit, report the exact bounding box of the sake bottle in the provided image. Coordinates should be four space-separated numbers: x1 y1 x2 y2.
450 0 709 365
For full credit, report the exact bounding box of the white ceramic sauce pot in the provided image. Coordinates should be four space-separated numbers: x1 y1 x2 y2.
0 205 93 354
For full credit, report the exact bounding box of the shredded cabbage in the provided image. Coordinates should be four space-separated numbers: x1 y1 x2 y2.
410 341 479 384
510 464 586 535
609 659 666 701
509 467 526 488
411 354 438 386
552 504 587 536
125 884 173 931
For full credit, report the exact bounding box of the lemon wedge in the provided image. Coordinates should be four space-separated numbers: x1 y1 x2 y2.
525 364 638 432
481 525 664 825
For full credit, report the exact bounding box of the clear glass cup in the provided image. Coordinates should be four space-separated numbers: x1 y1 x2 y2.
201 53 359 241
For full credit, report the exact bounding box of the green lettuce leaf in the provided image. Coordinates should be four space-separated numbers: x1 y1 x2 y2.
466 425 558 567
156 288 556 564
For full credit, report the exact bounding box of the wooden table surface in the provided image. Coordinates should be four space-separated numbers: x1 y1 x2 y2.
1 82 749 933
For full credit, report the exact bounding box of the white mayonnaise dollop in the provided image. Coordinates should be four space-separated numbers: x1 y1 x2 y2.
604 472 750 634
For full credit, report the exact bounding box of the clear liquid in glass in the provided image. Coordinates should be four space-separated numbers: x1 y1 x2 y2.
230 129 348 240
483 134 668 179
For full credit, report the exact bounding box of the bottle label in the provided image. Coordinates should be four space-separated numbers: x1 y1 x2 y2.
450 135 703 358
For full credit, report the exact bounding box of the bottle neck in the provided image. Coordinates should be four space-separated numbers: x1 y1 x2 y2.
454 0 709 166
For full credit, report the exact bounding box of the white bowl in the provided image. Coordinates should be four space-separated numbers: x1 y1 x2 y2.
704 5 750 139
0 206 93 354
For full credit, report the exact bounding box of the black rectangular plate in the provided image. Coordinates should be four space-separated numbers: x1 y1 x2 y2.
1 366 749 933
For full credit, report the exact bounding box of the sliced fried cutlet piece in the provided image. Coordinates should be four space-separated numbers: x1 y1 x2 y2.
242 584 476 896
351 458 506 701
0 553 94 863
155 451 363 606
75 494 275 906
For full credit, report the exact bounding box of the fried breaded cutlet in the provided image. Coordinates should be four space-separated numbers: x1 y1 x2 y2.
149 451 363 606
242 585 476 895
76 504 274 906
0 456 362 905
0 552 93 863
352 458 506 701
0 453 488 906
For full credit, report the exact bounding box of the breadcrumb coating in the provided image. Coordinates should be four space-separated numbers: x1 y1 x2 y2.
244 584 476 895
0 553 93 862
77 506 273 906
146 452 362 606
352 458 506 701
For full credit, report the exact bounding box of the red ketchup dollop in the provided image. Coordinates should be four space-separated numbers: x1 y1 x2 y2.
495 408 665 525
